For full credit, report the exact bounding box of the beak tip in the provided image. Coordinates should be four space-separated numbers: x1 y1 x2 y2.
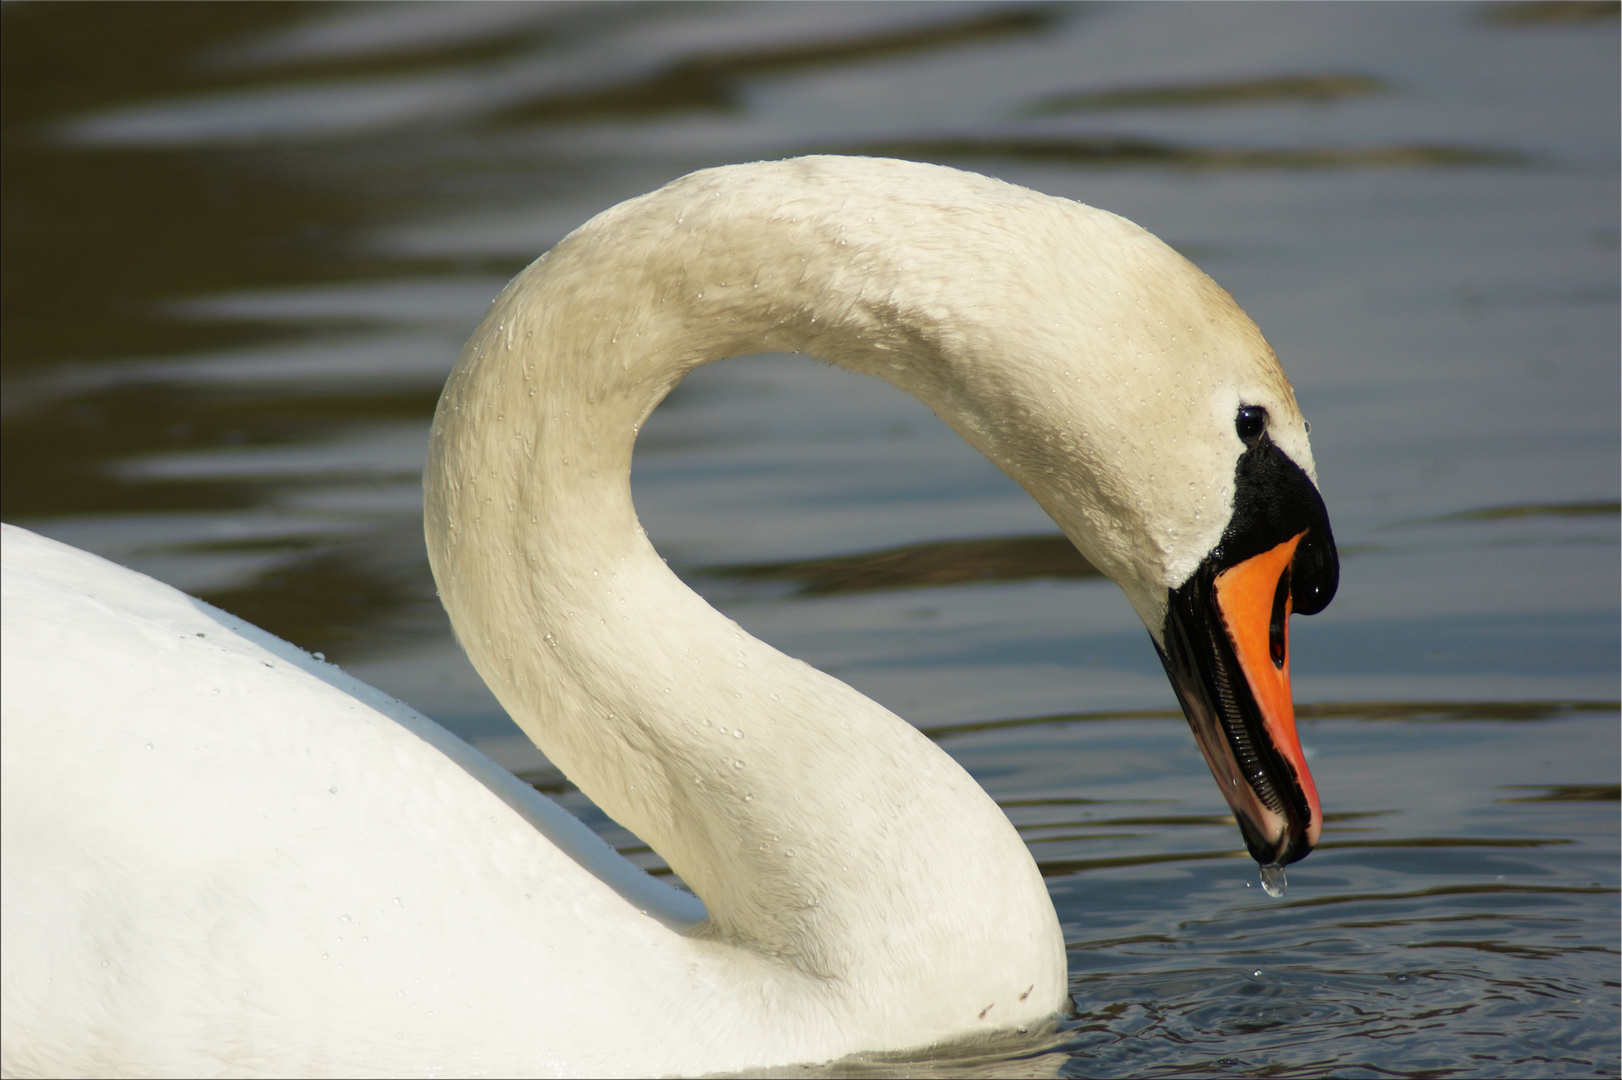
1238 815 1315 868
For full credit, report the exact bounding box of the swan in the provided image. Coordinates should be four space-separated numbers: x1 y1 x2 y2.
0 156 1338 1078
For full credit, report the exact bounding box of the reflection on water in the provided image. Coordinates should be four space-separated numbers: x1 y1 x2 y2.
706 534 1102 597
2 3 1616 1076
1026 71 1391 114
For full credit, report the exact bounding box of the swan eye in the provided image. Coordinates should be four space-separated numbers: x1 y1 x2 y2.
1236 405 1268 446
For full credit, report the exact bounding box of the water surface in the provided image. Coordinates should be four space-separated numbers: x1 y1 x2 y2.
2 3 1616 1076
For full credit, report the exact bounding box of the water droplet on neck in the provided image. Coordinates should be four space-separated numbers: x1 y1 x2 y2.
1259 862 1287 898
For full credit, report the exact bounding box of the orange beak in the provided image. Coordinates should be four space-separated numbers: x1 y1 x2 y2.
1154 528 1328 868
1212 532 1322 851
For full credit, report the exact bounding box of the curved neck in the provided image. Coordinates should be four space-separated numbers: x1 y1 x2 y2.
424 160 1077 1014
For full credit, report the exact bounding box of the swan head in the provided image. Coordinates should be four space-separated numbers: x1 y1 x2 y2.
872 176 1341 868
744 156 1341 866
1150 404 1338 869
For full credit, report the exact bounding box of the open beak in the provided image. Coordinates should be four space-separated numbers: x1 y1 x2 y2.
1153 418 1340 873
1156 531 1322 866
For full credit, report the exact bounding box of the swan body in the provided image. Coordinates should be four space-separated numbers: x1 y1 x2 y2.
0 156 1336 1077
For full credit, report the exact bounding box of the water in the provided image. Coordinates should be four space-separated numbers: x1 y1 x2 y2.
2 3 1616 1076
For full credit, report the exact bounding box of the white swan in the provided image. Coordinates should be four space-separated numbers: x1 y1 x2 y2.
0 156 1337 1078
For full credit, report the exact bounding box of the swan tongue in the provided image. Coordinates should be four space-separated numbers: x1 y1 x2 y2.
1154 532 1321 868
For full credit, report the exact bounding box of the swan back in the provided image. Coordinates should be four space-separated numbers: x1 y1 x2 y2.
1 525 752 1075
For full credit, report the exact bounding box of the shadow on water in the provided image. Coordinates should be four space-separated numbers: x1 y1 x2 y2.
493 6 1059 123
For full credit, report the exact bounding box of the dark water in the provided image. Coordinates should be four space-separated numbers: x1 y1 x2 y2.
2 4 1617 1076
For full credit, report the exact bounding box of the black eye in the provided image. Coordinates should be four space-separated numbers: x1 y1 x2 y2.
1236 405 1268 446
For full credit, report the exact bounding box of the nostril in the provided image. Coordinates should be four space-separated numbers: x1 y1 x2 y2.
1269 567 1290 669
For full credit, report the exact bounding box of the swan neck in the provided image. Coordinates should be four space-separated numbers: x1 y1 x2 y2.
423 161 1064 1004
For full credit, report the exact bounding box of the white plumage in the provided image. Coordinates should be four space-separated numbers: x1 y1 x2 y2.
1 157 1319 1077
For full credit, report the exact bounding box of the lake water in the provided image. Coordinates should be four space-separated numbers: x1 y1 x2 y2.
2 3 1617 1076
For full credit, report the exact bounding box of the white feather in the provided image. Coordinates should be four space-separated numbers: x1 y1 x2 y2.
2 157 1312 1077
